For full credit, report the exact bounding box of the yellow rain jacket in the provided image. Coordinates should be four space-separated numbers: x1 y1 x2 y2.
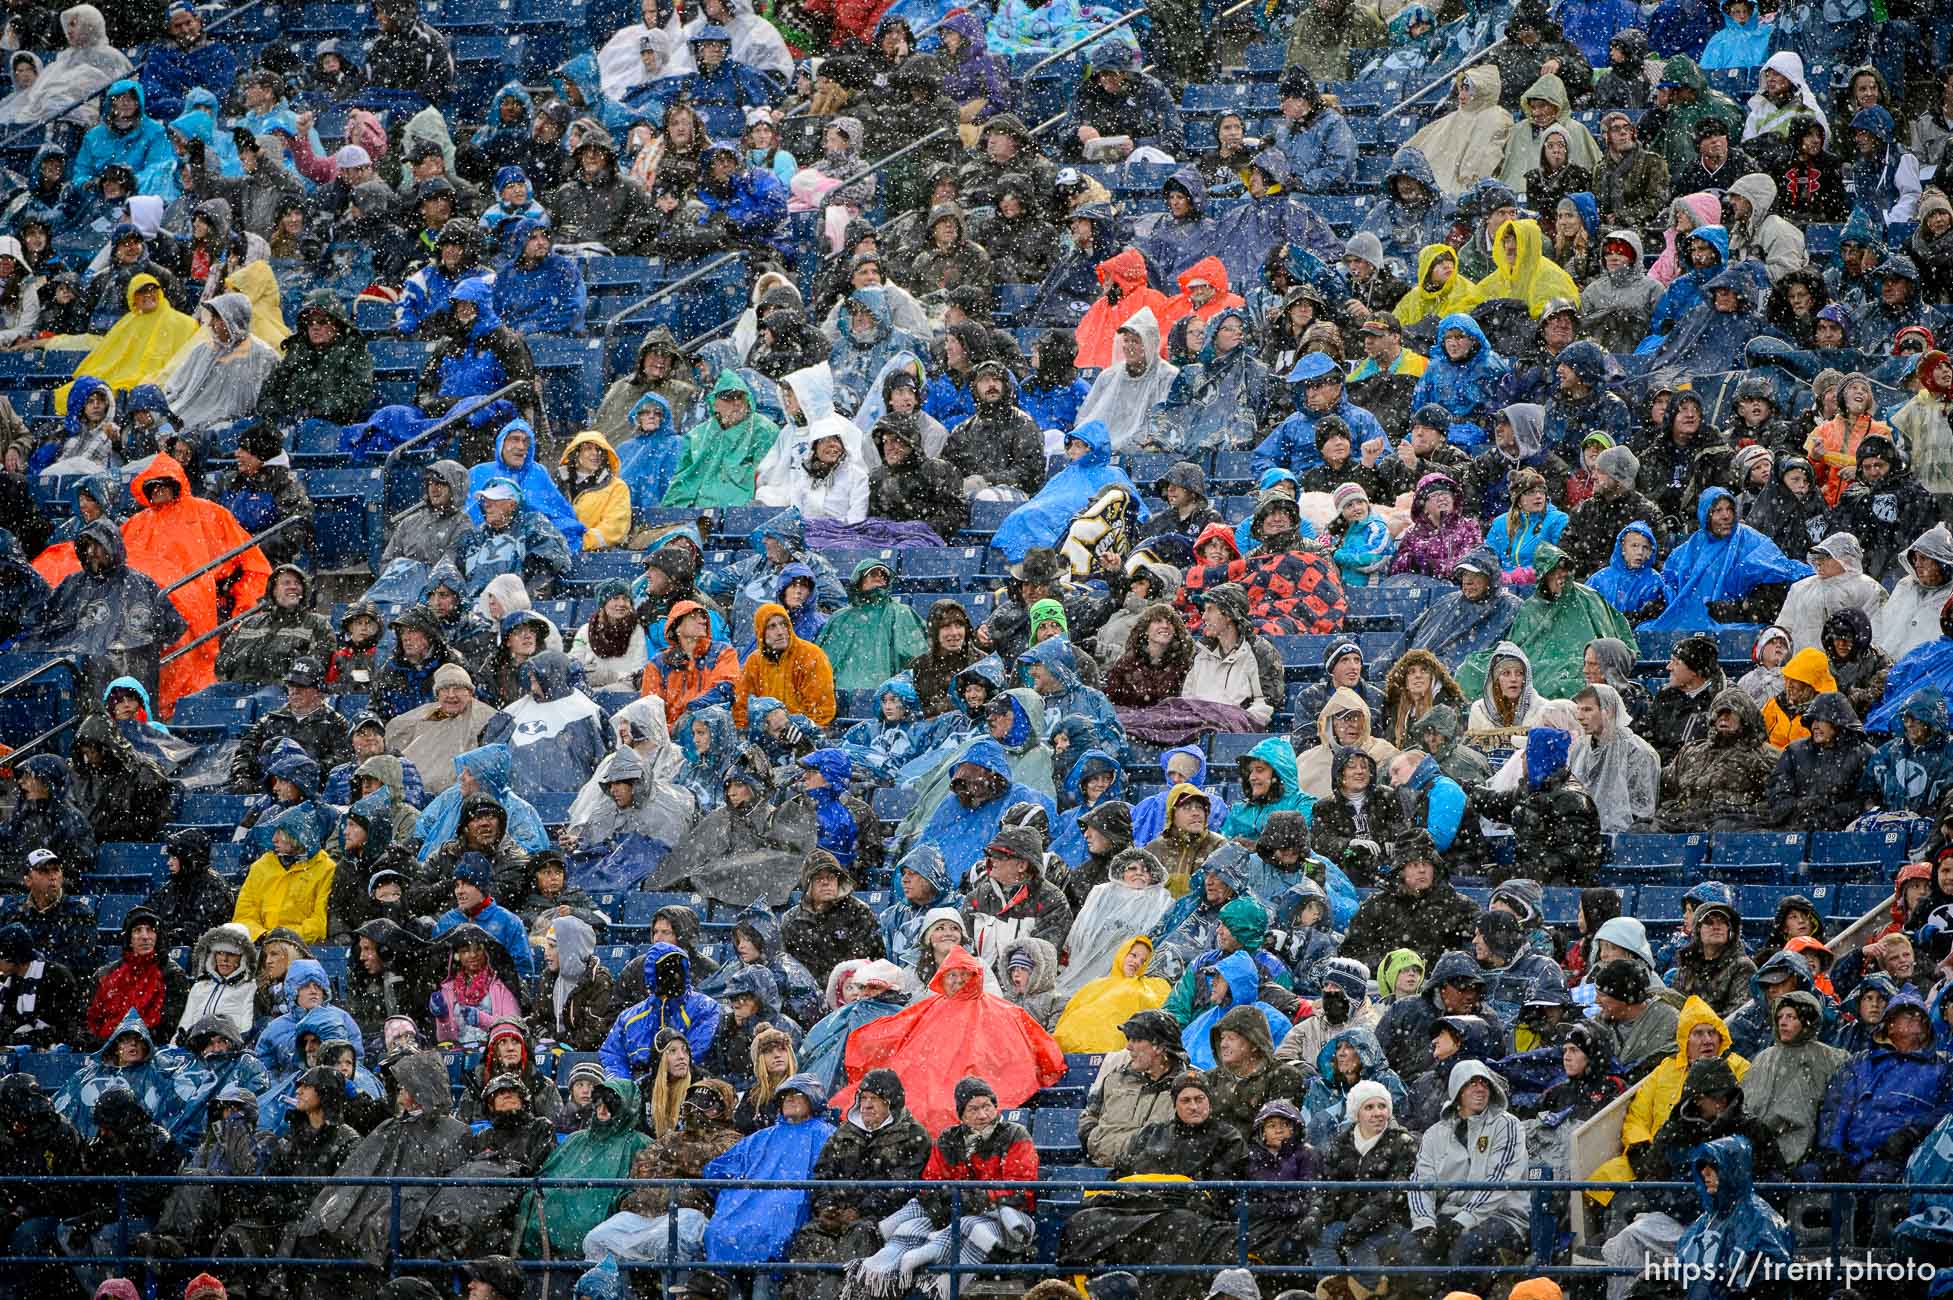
1586 996 1748 1202
1760 646 1837 749
1053 936 1172 1053
55 273 199 414
558 430 633 550
232 845 338 944
1474 217 1582 317
1393 244 1481 327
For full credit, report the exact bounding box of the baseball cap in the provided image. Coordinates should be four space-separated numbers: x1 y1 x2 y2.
285 657 324 687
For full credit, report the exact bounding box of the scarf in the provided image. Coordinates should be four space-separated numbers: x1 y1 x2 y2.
452 959 498 1009
86 951 166 1040
1352 1125 1384 1155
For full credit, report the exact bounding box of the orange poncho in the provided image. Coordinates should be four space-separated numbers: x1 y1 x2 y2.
1073 248 1176 370
831 945 1065 1135
120 456 271 715
1154 256 1245 354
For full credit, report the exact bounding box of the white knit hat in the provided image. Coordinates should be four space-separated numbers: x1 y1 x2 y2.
1344 1078 1393 1122
333 144 371 169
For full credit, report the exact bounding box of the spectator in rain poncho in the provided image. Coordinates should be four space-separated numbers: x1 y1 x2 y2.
1671 1135 1794 1293
664 366 783 508
698 1073 835 1265
1647 222 1730 339
161 293 280 432
753 362 876 522
1052 932 1170 1052
817 560 926 692
1020 637 1127 760
674 704 741 811
54 1008 205 1141
1458 544 1636 701
1300 1023 1410 1146
455 479 574 601
1057 847 1171 1001
22 519 189 710
0 6 131 129
1410 314 1510 440
656 0 793 80
901 735 1056 888
1361 147 1455 265
411 743 551 863
562 743 695 858
1181 950 1294 1070
466 418 586 552
1776 531 1886 655
1051 748 1126 867
1647 266 1768 373
492 215 587 337
1404 547 1523 668
1076 309 1178 454
1641 486 1814 632
829 285 927 417
1589 522 1669 624
1150 308 1269 453
1571 681 1661 832
840 677 931 779
515 1075 653 1258
993 420 1145 563
480 651 610 795
1404 64 1515 197
799 958 914 1091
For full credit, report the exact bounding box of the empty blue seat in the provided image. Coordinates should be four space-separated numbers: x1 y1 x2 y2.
1639 886 1689 927
1711 832 1805 867
94 893 142 933
298 467 385 573
964 499 1016 535
1613 832 1709 868
178 792 248 826
1207 733 1274 767
531 791 576 826
1030 1107 1084 1158
1539 887 1585 925
1835 884 1890 920
872 786 920 822
899 547 983 589
9 1049 85 1091
1808 828 1906 868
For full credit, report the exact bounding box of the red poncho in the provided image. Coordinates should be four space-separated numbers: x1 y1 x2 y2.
831 946 1065 1135
86 951 166 1042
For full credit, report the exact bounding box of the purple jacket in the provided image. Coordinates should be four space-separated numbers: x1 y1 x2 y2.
1389 473 1484 578
938 11 1016 116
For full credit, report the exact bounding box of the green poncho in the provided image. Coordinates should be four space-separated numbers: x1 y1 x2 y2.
516 1076 651 1255
816 558 928 692
1456 543 1637 701
661 368 781 508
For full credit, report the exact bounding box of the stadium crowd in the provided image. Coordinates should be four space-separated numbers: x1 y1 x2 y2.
0 0 1952 1295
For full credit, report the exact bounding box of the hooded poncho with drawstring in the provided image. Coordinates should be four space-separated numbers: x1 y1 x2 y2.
1076 306 1179 451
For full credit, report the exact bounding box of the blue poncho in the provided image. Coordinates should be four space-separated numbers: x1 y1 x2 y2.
912 736 1057 887
1587 521 1667 615
702 1095 837 1263
677 704 740 809
1180 950 1292 1069
992 420 1146 562
466 418 586 550
1130 744 1230 844
1051 748 1125 867
1409 313 1511 428
1866 642 1953 734
411 743 551 862
1639 487 1814 632
616 392 681 510
799 992 908 1091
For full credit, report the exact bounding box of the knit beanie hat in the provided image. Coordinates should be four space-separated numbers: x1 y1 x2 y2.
1592 956 1650 1002
1343 1078 1393 1121
1206 1266 1261 1300
1006 946 1036 974
1595 444 1639 483
1673 634 1719 678
952 1075 997 1116
1332 482 1368 513
184 1276 228 1300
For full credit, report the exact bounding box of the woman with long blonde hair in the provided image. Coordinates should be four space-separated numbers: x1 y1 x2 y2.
645 1028 694 1137
734 1024 797 1133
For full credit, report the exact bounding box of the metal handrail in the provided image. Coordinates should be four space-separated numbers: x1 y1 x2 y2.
0 0 284 151
0 653 79 703
1021 4 1150 81
160 515 303 599
1379 35 1508 121
379 378 535 523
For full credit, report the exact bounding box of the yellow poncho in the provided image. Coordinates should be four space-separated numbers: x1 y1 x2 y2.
1393 244 1481 327
1473 217 1582 317
54 272 198 415
1586 996 1748 1203
1052 936 1171 1053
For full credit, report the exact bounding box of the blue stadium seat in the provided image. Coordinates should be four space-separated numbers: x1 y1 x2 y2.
1639 886 1689 928
1710 832 1805 881
177 792 248 828
94 893 142 934
97 842 167 882
531 791 576 826
1207 733 1274 767
1808 829 1906 869
898 547 983 590
9 1049 86 1091
872 786 920 823
299 467 385 572
964 499 1016 536
1835 884 1890 921
1030 1107 1084 1159
1613 832 1708 869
